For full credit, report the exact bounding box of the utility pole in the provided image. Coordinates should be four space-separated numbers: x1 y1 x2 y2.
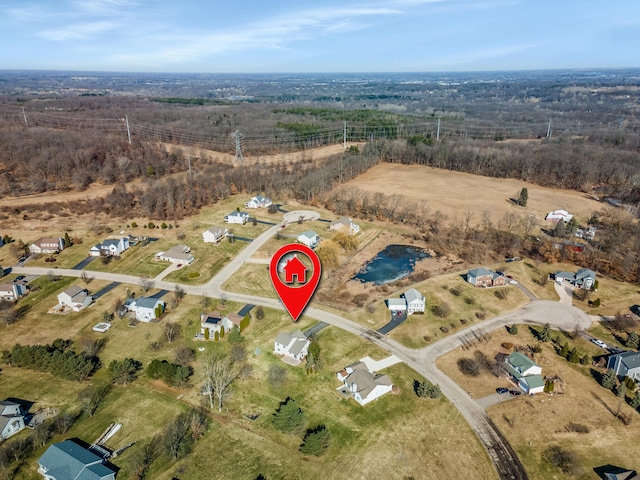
546 119 552 140
22 107 28 127
436 118 441 141
343 121 347 150
125 114 132 144
187 155 192 183
232 130 244 163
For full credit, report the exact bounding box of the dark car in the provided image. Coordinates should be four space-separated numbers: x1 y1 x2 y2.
496 387 509 394
13 275 25 282
509 390 522 396
631 305 640 317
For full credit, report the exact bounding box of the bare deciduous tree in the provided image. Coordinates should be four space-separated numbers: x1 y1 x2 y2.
164 322 181 343
201 353 240 412
139 276 154 292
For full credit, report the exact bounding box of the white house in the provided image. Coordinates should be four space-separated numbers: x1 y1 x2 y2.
57 285 92 312
274 330 311 364
202 226 229 244
155 245 194 264
329 217 360 235
29 237 65 255
297 230 320 249
337 361 393 406
0 283 27 302
545 209 574 223
89 237 130 257
123 297 165 322
245 195 272 209
386 298 407 313
200 311 244 338
403 288 425 314
504 352 544 395
224 211 250 225
0 400 25 441
386 288 425 315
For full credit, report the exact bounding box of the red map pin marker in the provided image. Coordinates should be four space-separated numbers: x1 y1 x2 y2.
270 243 321 322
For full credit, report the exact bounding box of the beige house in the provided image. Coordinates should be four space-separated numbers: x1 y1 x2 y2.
29 237 64 255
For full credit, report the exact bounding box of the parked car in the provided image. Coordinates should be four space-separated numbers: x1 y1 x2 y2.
509 390 522 396
591 338 608 349
496 387 509 394
631 305 640 317
13 275 25 282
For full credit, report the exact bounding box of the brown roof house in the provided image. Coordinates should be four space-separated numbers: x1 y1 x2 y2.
29 237 65 255
0 283 27 302
337 361 393 406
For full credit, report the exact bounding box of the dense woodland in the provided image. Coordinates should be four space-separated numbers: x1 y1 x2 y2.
1 70 640 283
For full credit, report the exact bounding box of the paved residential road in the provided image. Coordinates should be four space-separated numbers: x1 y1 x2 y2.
9 208 593 480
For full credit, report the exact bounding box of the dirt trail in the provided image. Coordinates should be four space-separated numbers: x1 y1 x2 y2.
0 142 360 208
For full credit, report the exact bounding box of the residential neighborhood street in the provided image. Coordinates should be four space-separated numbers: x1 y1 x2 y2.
8 209 594 480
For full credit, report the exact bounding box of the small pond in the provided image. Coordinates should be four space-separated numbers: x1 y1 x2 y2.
353 244 430 285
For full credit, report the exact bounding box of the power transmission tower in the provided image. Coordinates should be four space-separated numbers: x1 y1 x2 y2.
231 130 244 162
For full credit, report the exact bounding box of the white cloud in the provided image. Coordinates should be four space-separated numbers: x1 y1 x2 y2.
40 20 121 41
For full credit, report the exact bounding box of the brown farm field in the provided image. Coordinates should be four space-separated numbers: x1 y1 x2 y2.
345 163 604 224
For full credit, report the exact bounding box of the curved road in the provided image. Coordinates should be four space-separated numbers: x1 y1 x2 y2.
11 210 592 480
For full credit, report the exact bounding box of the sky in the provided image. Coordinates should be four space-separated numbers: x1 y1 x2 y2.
1 0 639 73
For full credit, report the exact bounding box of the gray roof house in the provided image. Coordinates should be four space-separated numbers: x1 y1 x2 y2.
224 211 250 224
202 226 229 244
403 288 425 314
607 351 640 381
89 237 130 257
57 285 92 312
297 230 320 249
329 217 360 235
553 268 596 290
0 400 25 440
467 267 506 287
123 297 165 322
37 439 116 480
155 245 194 264
274 330 311 364
336 361 393 406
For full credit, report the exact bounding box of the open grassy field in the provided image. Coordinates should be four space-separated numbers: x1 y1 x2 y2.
345 163 605 225
437 325 640 479
2 297 498 480
344 266 530 348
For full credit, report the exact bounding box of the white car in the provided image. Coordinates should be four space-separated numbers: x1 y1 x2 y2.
591 339 608 349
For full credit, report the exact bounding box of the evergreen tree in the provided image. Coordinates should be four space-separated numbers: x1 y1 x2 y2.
517 187 528 207
108 358 142 385
559 343 569 358
508 324 518 335
415 380 442 399
601 369 617 390
299 425 331 456
64 232 72 248
227 325 244 344
568 348 580 363
626 332 639 350
630 392 640 410
272 397 306 435
540 323 551 342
